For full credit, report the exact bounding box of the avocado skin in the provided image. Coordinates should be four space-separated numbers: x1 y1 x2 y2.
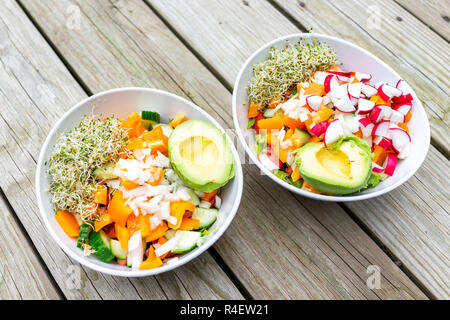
295 136 372 195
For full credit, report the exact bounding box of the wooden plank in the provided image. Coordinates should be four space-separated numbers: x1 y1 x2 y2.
0 194 61 299
145 0 449 298
1 0 242 300
395 0 450 41
19 0 427 299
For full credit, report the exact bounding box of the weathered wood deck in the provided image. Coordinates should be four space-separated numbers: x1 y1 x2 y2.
0 0 448 299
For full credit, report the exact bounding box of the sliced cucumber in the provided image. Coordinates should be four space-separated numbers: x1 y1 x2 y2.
76 223 91 249
141 110 160 123
164 229 177 240
192 207 218 230
140 120 153 130
294 128 311 145
93 162 117 180
153 123 173 137
110 239 128 260
185 188 200 206
172 231 201 254
263 108 282 118
89 231 115 262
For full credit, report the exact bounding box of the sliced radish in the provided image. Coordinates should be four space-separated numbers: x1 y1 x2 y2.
357 99 375 114
378 84 400 101
326 70 351 82
398 143 411 159
396 79 412 94
361 84 378 97
328 84 349 100
324 119 344 146
334 95 356 113
359 118 375 137
374 136 392 150
324 74 339 93
372 162 384 173
355 72 372 82
393 103 411 116
372 120 390 136
310 121 329 137
389 109 405 123
258 147 282 171
375 81 385 89
389 128 411 154
306 95 323 111
392 93 413 104
383 153 398 176
369 105 392 123
348 82 363 99
313 72 329 85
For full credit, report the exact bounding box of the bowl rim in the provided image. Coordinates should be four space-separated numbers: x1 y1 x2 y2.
36 87 243 277
232 33 430 202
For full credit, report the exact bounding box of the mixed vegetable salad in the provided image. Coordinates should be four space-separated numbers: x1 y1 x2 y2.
48 109 234 270
247 39 414 195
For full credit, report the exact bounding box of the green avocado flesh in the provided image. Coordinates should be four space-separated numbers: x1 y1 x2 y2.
295 135 372 195
168 120 235 192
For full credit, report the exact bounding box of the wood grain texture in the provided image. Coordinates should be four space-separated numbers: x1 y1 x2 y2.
145 0 449 298
394 0 450 40
1 0 242 300
0 194 61 299
19 0 427 299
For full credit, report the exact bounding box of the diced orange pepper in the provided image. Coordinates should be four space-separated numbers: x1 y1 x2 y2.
168 201 196 229
405 111 412 123
126 137 144 150
282 114 305 130
372 144 388 166
142 126 168 155
248 102 259 117
139 246 163 270
126 214 139 234
108 190 133 227
284 128 294 140
308 136 323 143
201 189 218 202
302 83 325 96
291 167 301 182
94 213 113 232
257 116 284 131
138 214 152 238
145 221 168 242
179 217 200 231
313 108 333 123
169 112 188 128
119 177 141 190
354 128 363 138
268 98 281 109
398 122 409 133
147 167 165 186
122 112 146 138
302 181 323 194
55 210 80 238
115 224 129 249
370 95 391 106
290 132 303 149
94 185 108 205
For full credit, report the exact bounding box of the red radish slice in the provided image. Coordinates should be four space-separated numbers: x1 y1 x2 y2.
348 82 363 99
372 120 390 136
327 70 352 77
369 105 392 123
378 84 402 101
328 84 349 100
375 81 385 89
324 74 339 93
392 93 413 104
310 120 329 136
324 119 344 146
361 84 378 97
313 72 328 85
372 162 384 173
389 109 405 123
374 136 392 150
258 147 282 170
396 79 412 94
389 128 411 153
359 118 375 137
334 95 356 113
398 143 411 159
355 72 372 82
383 153 398 176
357 98 375 114
393 103 411 116
306 95 323 111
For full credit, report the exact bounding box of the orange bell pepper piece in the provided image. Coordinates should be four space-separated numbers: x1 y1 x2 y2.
268 98 281 109
405 111 412 123
54 210 80 238
291 167 301 182
94 185 108 205
155 237 169 259
122 112 146 138
372 144 388 166
179 217 200 231
139 246 163 270
115 224 129 249
301 83 325 96
119 177 140 190
108 190 133 227
282 114 305 130
145 221 168 242
142 126 168 155
354 128 363 138
200 189 218 202
257 116 284 131
169 112 188 128
168 201 196 229
248 102 259 118
313 108 333 123
94 213 113 232
148 167 165 186
126 137 144 150
398 122 409 133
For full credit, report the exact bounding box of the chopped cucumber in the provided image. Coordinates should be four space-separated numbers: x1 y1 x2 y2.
89 231 115 262
164 229 177 240
141 110 160 123
76 223 90 249
192 207 218 230
185 188 200 206
140 120 153 130
295 128 311 145
93 162 117 180
263 108 282 118
110 239 128 260
153 123 174 137
172 231 201 254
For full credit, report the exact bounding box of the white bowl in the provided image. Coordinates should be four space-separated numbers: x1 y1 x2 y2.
36 87 243 277
233 33 430 202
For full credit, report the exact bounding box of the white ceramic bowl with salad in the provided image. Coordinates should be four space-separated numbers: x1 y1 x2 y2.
233 33 430 201
36 87 243 277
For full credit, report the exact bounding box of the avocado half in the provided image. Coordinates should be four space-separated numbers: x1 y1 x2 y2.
168 120 235 192
295 135 372 195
